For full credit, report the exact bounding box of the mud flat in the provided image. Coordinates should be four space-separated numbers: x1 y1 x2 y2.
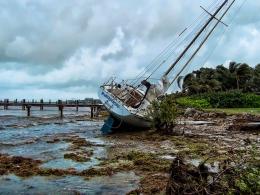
0 111 259 194
101 113 260 194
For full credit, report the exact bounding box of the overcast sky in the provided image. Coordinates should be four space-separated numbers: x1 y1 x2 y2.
0 0 259 100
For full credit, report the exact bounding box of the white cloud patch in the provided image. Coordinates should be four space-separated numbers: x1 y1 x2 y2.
0 0 259 99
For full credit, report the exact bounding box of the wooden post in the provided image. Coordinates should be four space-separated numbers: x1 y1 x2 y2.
26 105 31 117
91 106 94 118
91 99 94 118
4 99 9 110
58 100 63 118
40 99 44 110
59 105 64 118
94 106 97 117
22 99 26 110
96 106 100 117
76 100 79 112
3 99 6 110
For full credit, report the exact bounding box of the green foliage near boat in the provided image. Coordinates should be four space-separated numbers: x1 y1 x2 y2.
176 91 260 109
149 96 180 133
176 96 211 109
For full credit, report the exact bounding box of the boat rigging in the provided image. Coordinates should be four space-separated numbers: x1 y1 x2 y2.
98 0 239 132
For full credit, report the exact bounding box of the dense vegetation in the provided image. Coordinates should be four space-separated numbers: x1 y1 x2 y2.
176 91 260 109
175 62 260 109
178 62 260 94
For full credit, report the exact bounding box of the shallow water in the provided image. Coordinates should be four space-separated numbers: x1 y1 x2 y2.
0 172 139 195
0 109 139 194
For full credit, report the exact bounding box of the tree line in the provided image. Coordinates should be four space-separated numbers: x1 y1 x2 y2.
178 62 260 95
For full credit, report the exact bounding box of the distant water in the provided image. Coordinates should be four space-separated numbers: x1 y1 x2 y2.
0 109 139 194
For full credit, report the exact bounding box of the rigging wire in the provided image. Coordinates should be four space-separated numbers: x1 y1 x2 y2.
169 0 236 86
123 0 227 104
129 0 224 86
132 13 214 87
114 0 230 101
145 16 210 80
171 0 247 89
199 0 248 68
163 0 229 78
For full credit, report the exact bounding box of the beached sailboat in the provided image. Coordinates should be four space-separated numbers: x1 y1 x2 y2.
98 0 236 132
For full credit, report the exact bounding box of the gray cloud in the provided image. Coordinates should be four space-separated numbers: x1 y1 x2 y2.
0 0 259 99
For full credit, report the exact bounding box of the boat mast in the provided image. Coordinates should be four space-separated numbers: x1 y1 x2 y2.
169 0 236 86
164 0 228 77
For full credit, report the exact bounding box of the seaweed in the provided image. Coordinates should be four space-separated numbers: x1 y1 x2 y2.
64 153 91 162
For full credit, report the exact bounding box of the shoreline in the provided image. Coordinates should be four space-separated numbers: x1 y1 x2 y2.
0 112 259 194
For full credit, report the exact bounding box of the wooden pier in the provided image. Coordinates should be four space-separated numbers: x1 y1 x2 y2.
0 99 104 118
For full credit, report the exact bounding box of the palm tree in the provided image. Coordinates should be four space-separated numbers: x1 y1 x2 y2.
215 65 235 90
181 73 198 94
252 64 260 92
234 63 251 90
179 62 258 94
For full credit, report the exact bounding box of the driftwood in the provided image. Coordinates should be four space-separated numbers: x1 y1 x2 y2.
166 153 253 195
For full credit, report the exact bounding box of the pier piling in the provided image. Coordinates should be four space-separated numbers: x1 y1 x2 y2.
0 99 103 118
4 99 9 110
22 99 26 110
91 106 94 118
59 105 64 118
26 105 31 117
91 99 95 118
58 100 64 118
76 100 79 112
40 99 44 110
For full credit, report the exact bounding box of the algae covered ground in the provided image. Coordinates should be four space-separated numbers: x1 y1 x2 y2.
205 108 260 115
0 109 259 194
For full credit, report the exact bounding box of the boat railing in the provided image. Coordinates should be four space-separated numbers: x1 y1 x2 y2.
102 78 145 108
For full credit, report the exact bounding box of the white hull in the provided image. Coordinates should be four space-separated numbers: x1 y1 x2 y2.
98 87 151 128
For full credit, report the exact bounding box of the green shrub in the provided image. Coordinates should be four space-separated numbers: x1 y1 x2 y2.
149 96 179 133
198 91 260 108
233 167 260 194
200 91 245 108
176 97 211 109
176 91 260 108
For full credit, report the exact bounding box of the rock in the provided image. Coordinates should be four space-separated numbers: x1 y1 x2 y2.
244 138 252 145
208 112 216 118
215 112 227 118
227 123 260 132
193 112 200 119
46 138 60 143
217 150 227 155
201 113 210 118
161 155 176 160
184 108 197 117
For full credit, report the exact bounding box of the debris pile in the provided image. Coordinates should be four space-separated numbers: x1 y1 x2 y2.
166 157 219 194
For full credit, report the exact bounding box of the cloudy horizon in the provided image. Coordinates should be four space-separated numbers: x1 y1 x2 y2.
1 0 259 100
